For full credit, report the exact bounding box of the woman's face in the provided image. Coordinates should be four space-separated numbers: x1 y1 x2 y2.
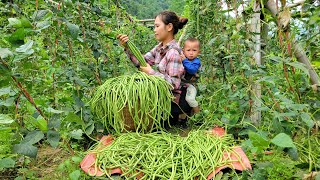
154 16 172 42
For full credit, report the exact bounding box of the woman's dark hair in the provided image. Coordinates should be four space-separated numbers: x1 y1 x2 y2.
156 11 188 35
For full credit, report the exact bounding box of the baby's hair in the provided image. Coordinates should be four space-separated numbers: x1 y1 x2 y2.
184 37 201 48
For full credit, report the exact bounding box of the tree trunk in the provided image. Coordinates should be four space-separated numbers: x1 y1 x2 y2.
293 41 320 85
265 0 320 85
250 1 262 125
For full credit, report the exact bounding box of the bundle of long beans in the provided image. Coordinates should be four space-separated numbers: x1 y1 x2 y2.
127 40 147 67
106 31 147 67
90 72 174 133
89 130 235 179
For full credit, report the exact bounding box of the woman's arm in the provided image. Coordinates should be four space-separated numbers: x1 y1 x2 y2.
124 47 156 68
144 49 184 90
144 48 157 66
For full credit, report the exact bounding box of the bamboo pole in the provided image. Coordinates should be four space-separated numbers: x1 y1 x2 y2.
250 0 262 125
250 1 261 125
286 0 305 8
178 25 188 47
136 19 155 23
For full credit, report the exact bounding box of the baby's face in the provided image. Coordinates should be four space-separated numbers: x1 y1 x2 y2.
183 41 200 60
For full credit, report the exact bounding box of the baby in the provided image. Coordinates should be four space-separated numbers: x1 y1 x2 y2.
181 37 201 114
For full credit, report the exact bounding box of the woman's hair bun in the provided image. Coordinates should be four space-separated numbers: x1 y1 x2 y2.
157 11 188 34
178 17 188 29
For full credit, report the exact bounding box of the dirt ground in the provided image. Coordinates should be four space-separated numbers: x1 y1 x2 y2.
30 145 71 179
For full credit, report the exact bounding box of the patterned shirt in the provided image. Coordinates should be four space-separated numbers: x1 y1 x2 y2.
126 39 184 92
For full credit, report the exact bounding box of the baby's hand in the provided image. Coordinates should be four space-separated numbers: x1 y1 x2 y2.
195 73 199 78
180 53 186 62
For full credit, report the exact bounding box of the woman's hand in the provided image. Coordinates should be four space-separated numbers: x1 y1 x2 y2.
139 63 153 74
116 34 129 49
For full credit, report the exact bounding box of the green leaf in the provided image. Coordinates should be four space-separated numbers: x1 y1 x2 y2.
20 17 32 28
274 112 298 119
46 107 64 114
0 87 11 96
8 18 22 28
65 112 84 126
256 76 276 85
33 10 48 21
0 97 14 107
21 130 44 145
66 22 80 39
69 170 80 180
9 28 26 42
0 64 12 78
36 116 48 132
284 103 308 111
287 147 299 161
15 40 34 53
64 0 73 7
74 96 84 108
301 113 314 129
14 176 24 180
33 10 52 21
0 114 14 124
271 133 295 148
268 55 282 63
13 143 38 158
0 48 13 59
47 130 60 148
106 32 117 40
13 52 33 62
69 129 83 140
71 156 82 164
287 62 310 77
248 131 270 150
48 114 61 130
0 158 16 170
85 121 94 135
35 21 51 31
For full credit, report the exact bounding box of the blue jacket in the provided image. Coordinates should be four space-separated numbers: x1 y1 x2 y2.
182 57 201 75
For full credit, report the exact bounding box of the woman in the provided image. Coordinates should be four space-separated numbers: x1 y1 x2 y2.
117 10 190 125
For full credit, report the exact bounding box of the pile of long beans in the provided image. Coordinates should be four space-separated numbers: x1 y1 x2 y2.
90 72 174 133
89 130 235 179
